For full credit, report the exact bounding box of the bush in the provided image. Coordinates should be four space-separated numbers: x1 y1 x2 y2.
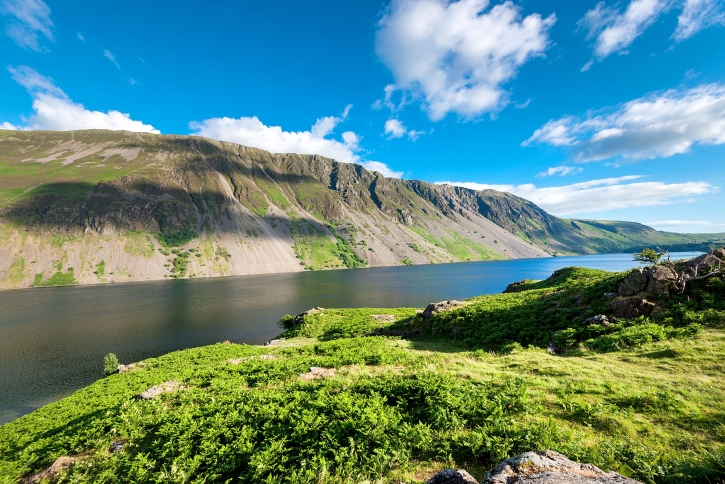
103 353 119 376
278 314 295 329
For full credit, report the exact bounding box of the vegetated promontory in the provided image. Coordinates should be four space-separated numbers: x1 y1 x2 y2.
2 129 723 288
1 249 723 483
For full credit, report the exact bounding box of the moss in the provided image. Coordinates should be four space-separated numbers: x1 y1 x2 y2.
33 268 77 286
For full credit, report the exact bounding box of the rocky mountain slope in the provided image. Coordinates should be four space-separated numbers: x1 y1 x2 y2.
0 129 721 288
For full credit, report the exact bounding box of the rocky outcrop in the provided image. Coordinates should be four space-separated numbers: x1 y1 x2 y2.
21 456 82 484
611 297 656 319
421 300 465 323
618 266 676 297
503 280 535 293
482 451 643 483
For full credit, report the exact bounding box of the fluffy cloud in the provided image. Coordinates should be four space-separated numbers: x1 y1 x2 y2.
1 121 17 130
6 66 159 133
1 0 53 50
674 0 725 40
580 0 725 65
436 176 716 215
190 111 403 178
384 118 424 140
375 0 555 120
536 166 583 177
525 83 725 161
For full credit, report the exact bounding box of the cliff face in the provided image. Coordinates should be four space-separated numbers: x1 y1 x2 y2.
0 130 546 288
1 129 721 289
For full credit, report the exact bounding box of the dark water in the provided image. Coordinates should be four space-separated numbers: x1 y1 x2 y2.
0 252 700 424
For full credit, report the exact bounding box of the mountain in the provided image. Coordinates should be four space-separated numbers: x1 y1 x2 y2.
0 129 721 288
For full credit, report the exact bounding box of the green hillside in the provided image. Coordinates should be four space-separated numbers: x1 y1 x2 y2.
1 258 724 483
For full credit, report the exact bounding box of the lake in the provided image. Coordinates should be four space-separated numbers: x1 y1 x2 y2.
0 252 701 424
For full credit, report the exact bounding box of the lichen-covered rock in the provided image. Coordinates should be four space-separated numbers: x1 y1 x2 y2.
618 269 647 296
713 248 725 260
643 265 676 296
611 297 656 320
421 300 465 322
427 468 479 484
483 450 642 483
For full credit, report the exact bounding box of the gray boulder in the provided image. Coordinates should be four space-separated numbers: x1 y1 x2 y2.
643 265 676 296
583 315 610 327
427 468 479 484
618 269 647 296
421 300 465 323
611 297 656 320
483 450 642 483
713 248 725 260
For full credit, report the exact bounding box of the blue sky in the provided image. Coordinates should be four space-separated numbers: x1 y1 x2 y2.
1 0 725 233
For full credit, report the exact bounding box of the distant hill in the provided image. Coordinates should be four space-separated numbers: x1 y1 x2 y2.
0 129 721 288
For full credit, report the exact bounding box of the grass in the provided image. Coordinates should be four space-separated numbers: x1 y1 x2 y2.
32 268 78 287
1 265 724 483
123 231 155 258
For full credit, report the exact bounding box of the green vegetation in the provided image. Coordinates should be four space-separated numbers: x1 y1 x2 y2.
633 248 665 266
123 231 155 258
6 256 25 286
32 268 77 287
94 260 106 280
171 252 192 278
291 219 367 270
401 257 413 265
1 265 725 483
103 353 119 376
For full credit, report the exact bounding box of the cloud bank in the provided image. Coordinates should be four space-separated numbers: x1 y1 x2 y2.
1 0 53 50
190 109 402 178
6 66 159 133
525 83 725 161
436 176 716 215
375 0 555 120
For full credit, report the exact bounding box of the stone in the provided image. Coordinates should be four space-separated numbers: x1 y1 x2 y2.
259 354 276 360
285 308 325 329
427 469 479 484
583 315 610 327
681 253 722 276
643 265 677 296
21 456 80 483
503 280 535 294
300 367 335 381
264 338 285 347
134 380 183 400
109 441 124 453
483 450 643 483
611 297 655 320
713 248 725 260
117 362 144 374
421 300 465 322
618 269 648 297
546 341 562 355
371 314 397 322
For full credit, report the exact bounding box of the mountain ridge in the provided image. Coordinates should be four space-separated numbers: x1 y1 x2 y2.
0 129 722 288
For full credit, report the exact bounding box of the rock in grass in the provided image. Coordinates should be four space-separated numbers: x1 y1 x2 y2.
583 315 610 327
611 297 656 320
21 456 80 483
483 450 642 483
421 300 465 322
134 380 184 400
427 468 479 483
299 367 335 381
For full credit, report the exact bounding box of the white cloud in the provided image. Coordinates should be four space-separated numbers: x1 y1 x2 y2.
375 0 556 120
646 219 725 227
360 161 404 178
525 83 725 161
104 49 120 69
384 118 407 138
6 65 159 133
674 0 725 40
1 121 17 130
537 165 583 177
190 112 403 178
580 0 669 60
435 176 717 215
579 0 725 64
76 32 85 42
1 0 53 51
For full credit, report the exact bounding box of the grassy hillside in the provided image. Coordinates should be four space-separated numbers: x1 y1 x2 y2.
1 261 723 483
0 129 721 289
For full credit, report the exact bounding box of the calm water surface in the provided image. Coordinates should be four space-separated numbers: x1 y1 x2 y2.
0 252 700 424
